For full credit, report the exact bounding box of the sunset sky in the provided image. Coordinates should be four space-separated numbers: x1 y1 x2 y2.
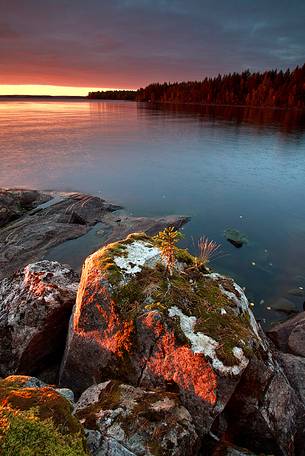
0 0 304 96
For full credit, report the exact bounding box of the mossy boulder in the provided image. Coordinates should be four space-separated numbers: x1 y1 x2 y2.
60 233 266 438
0 375 88 455
74 380 199 456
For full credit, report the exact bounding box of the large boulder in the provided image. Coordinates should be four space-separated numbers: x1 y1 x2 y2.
0 375 87 455
221 353 305 456
276 351 305 406
0 260 79 378
74 379 199 456
60 233 264 438
267 311 305 357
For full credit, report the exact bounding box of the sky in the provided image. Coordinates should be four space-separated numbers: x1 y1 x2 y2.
0 0 304 95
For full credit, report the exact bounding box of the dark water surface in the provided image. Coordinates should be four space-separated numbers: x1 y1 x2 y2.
1 99 305 327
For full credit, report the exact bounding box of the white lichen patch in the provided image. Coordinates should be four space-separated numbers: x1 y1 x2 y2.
113 241 160 275
168 306 249 375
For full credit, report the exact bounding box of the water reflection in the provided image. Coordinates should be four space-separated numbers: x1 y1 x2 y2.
139 102 305 137
0 98 305 328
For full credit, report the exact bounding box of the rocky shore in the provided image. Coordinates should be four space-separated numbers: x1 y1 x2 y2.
0 188 188 279
0 189 304 455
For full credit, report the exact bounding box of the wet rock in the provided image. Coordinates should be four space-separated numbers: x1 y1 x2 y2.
270 297 297 314
0 188 188 279
267 311 305 357
0 375 87 455
60 233 263 437
0 189 120 279
224 228 248 248
74 380 200 456
0 260 79 377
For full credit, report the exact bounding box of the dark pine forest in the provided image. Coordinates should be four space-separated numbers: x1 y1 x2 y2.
89 65 305 108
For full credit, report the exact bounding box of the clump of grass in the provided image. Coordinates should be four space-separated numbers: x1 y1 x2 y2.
0 405 88 456
153 227 183 275
197 235 222 267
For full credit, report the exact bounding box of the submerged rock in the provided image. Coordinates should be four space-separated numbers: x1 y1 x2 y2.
74 380 199 456
287 288 305 297
0 260 79 378
0 375 87 455
270 297 298 314
224 228 248 248
60 233 263 438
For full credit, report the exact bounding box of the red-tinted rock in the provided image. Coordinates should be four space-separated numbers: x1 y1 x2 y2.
60 234 263 437
0 260 79 377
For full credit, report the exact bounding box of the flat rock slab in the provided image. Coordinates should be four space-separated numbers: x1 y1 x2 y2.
0 188 188 279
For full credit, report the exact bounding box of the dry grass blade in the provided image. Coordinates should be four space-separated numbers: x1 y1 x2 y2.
198 235 222 266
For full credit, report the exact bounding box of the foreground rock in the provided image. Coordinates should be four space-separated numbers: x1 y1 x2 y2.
0 188 188 279
276 352 305 406
0 375 87 455
221 353 305 456
267 311 305 357
0 260 79 378
60 234 263 436
74 380 199 456
59 233 305 454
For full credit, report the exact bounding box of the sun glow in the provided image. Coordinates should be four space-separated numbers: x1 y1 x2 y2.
0 85 122 96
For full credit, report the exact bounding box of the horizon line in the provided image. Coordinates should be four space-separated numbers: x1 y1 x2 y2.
0 84 135 97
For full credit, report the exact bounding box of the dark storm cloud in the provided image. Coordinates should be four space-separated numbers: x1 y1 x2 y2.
0 0 304 87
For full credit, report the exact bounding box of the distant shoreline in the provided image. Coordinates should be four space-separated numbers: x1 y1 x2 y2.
0 95 304 112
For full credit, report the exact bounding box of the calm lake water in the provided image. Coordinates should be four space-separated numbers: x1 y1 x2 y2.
1 98 305 327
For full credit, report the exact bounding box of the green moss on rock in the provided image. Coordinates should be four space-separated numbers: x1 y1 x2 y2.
0 406 87 456
93 234 258 368
0 376 88 456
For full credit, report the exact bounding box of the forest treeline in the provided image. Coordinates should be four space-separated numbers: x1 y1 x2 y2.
88 65 305 108
87 90 136 100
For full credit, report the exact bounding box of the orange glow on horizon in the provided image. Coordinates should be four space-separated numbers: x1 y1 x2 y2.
0 85 130 96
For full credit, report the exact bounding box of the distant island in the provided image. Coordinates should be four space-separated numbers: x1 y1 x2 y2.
88 64 305 108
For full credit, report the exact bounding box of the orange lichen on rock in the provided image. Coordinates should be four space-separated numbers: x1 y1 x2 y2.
140 314 217 405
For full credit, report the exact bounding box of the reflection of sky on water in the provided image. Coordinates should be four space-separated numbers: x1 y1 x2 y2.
0 99 305 328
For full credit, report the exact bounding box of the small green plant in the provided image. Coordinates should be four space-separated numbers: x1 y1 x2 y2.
154 227 183 275
198 235 221 267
